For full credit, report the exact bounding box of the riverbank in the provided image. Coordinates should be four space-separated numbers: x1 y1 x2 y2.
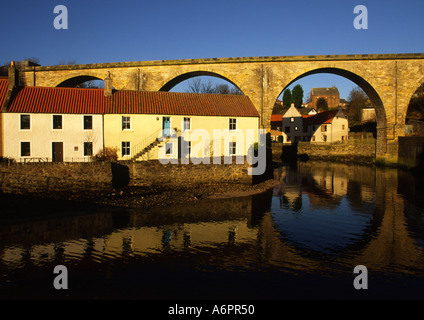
95 177 278 209
0 173 278 223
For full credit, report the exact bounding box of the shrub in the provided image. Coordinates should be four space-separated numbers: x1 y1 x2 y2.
92 147 119 162
0 157 16 165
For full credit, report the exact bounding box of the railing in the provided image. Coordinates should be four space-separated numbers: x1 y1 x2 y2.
18 157 94 163
131 127 180 160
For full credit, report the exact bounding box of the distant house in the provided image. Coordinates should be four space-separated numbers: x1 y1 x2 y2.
271 103 349 144
281 104 304 144
270 104 316 142
306 108 349 143
310 87 340 110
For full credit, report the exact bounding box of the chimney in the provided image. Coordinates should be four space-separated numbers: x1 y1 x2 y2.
2 61 18 112
8 61 18 90
104 72 112 97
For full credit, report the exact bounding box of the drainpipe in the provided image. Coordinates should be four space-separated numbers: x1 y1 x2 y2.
261 64 264 129
102 113 105 155
33 65 36 86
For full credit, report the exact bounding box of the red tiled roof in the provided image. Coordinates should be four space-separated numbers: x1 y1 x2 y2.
0 78 8 107
7 86 106 114
312 109 339 125
303 110 339 126
106 90 259 117
6 85 259 118
270 114 282 122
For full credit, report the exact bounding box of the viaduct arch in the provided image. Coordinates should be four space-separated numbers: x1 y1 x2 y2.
17 53 424 163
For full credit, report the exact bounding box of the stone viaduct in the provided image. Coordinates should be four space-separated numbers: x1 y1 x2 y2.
15 53 424 164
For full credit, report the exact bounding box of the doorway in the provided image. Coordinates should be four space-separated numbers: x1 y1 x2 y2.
52 142 64 162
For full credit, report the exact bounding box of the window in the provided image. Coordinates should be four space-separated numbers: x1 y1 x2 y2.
122 116 131 130
84 115 93 130
290 117 295 122
183 117 191 131
53 115 62 130
165 142 174 155
294 126 298 131
323 135 327 142
342 124 345 130
20 115 30 130
229 142 236 155
20 142 30 157
229 118 237 130
84 142 93 156
122 141 131 157
321 125 327 132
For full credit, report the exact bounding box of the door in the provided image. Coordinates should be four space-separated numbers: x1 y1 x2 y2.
163 117 171 136
52 142 63 162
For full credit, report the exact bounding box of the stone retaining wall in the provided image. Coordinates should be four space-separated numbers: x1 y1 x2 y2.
0 159 259 198
0 162 113 198
272 140 376 165
127 159 253 187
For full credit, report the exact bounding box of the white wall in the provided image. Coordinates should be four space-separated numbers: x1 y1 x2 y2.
3 113 104 162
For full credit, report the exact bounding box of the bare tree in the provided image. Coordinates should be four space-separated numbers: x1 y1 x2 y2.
186 77 242 95
187 78 203 93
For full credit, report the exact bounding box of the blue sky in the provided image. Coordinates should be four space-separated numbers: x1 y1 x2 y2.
1 0 424 100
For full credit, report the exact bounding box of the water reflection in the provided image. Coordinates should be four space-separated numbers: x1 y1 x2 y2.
1 162 424 299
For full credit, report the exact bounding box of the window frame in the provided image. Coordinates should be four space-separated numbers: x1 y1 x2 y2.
229 118 237 131
229 141 237 156
20 114 31 130
183 117 191 131
20 141 31 157
52 115 63 130
83 142 93 156
121 141 131 157
122 116 131 131
83 115 93 130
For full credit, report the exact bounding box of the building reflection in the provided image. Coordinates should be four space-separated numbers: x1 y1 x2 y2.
1 162 424 278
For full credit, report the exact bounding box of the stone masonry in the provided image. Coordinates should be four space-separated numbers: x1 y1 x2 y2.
13 53 424 163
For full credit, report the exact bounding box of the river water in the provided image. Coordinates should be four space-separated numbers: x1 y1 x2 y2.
0 161 423 301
